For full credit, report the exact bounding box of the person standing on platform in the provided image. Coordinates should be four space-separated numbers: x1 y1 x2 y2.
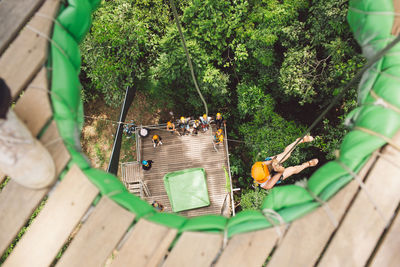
141 160 153 171
215 112 226 130
178 116 190 135
200 114 211 132
152 134 163 148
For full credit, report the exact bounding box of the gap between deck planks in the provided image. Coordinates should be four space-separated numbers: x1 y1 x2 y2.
0 0 60 100
3 165 99 267
317 131 400 267
267 153 378 267
57 197 135 267
370 207 400 267
0 0 45 55
110 219 177 267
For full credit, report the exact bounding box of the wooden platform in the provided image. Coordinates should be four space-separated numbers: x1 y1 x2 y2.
0 0 399 266
138 128 232 217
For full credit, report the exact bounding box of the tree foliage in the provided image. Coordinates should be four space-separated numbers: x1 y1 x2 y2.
81 0 363 191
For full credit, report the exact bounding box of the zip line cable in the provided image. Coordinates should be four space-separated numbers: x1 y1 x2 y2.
169 0 209 117
277 34 400 164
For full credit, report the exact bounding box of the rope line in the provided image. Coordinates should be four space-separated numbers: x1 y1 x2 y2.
370 90 400 114
336 160 387 222
277 33 400 164
354 126 400 152
262 208 286 239
306 189 339 228
26 25 69 60
374 151 400 170
169 0 208 117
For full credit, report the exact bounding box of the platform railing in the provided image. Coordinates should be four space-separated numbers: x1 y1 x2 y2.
224 123 235 216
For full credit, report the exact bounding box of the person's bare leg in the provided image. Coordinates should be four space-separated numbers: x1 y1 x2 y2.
274 136 314 163
282 158 318 180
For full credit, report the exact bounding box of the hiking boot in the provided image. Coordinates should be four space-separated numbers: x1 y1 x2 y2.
0 110 56 189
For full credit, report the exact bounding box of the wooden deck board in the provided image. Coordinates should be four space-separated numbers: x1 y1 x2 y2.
40 121 71 175
317 132 400 267
110 219 177 267
3 165 99 267
215 227 282 267
267 154 378 267
13 67 52 137
57 197 135 267
0 0 45 55
370 208 400 267
0 0 59 100
139 129 230 217
0 121 70 256
0 180 48 256
163 231 222 267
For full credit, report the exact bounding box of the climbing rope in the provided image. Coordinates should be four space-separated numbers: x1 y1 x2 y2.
277 33 400 164
169 0 209 117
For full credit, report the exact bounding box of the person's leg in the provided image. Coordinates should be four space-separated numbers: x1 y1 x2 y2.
274 136 314 163
282 159 318 180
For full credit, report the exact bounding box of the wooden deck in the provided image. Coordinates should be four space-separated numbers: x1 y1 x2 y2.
138 127 232 217
0 0 399 266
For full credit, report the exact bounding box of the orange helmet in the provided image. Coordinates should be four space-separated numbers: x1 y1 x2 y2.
167 121 172 126
251 162 270 183
152 135 159 140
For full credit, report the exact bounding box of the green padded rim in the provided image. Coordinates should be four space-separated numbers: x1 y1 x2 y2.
49 0 400 237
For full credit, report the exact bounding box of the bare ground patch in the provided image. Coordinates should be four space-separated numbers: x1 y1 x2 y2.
81 92 160 172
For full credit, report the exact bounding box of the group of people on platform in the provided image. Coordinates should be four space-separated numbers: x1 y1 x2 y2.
156 113 226 147
166 113 225 136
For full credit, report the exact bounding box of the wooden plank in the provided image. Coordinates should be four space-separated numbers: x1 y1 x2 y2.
0 0 60 100
111 219 177 267
318 132 400 267
370 209 400 267
0 0 45 55
392 0 400 35
267 154 377 267
3 165 99 267
0 180 48 255
14 67 52 136
40 121 71 175
57 197 135 267
0 121 70 255
163 231 222 267
215 228 281 267
140 128 229 217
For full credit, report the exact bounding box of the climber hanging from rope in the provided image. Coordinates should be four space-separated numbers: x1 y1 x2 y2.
251 136 319 190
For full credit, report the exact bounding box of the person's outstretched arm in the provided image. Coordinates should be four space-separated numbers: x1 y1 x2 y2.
262 173 283 190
